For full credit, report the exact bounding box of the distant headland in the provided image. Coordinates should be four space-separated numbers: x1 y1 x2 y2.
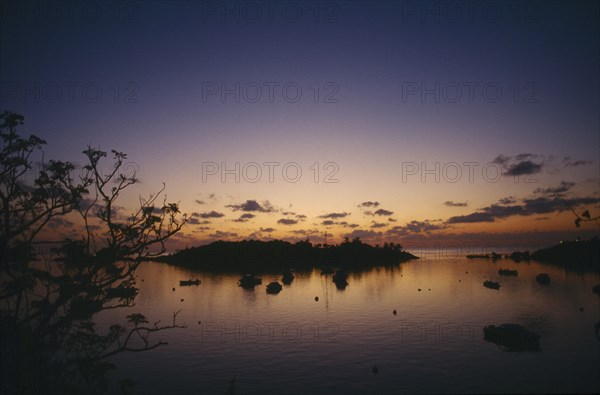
154 238 418 273
467 237 599 271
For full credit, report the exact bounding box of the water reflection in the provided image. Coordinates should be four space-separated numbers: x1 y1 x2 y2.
101 257 600 394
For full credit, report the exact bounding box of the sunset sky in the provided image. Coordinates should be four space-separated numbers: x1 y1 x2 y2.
2 1 598 250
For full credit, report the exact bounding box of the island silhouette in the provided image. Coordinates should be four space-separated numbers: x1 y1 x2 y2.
155 238 418 273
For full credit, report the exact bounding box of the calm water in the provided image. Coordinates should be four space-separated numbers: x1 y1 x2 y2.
100 256 600 394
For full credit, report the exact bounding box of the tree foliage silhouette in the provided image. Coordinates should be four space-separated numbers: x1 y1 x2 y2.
0 111 187 394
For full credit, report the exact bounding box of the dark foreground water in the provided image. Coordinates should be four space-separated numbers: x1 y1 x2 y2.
100 256 600 394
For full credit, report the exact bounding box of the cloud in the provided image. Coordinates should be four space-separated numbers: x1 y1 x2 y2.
533 181 575 196
278 218 298 225
447 195 600 224
282 212 307 220
339 221 359 228
197 211 225 219
260 227 275 233
503 160 543 176
388 218 397 222
386 220 447 236
233 213 256 222
498 197 517 205
444 201 467 207
374 208 393 216
321 220 336 226
226 200 275 213
493 154 544 177
343 229 383 241
359 201 380 208
195 199 205 205
365 208 394 216
187 218 211 225
319 212 350 219
563 158 592 167
370 222 387 228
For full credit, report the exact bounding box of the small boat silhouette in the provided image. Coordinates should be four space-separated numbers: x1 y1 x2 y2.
498 269 518 276
483 280 500 290
179 279 201 286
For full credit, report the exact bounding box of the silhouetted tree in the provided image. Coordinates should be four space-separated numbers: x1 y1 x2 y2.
0 112 187 394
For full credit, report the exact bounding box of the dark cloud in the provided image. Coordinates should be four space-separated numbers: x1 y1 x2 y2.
492 154 510 165
359 201 380 208
447 195 600 224
319 212 350 219
198 211 225 219
534 181 575 196
498 197 517 205
493 154 544 177
386 220 447 236
563 157 592 167
233 213 255 222
195 199 205 205
278 218 298 225
447 204 524 223
260 227 275 233
388 218 397 222
374 208 393 216
283 212 307 220
365 209 394 216
370 222 387 228
226 200 274 213
188 218 211 225
447 212 498 224
444 201 467 207
321 220 336 226
503 160 543 176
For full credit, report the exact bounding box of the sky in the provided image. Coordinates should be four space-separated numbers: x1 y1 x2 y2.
1 0 599 251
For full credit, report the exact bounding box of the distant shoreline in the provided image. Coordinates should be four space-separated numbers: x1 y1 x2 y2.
464 238 600 271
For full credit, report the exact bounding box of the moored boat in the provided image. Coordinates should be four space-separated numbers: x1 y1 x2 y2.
483 280 500 290
179 279 201 286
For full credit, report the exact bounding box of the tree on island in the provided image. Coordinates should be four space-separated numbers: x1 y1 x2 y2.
0 111 187 394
